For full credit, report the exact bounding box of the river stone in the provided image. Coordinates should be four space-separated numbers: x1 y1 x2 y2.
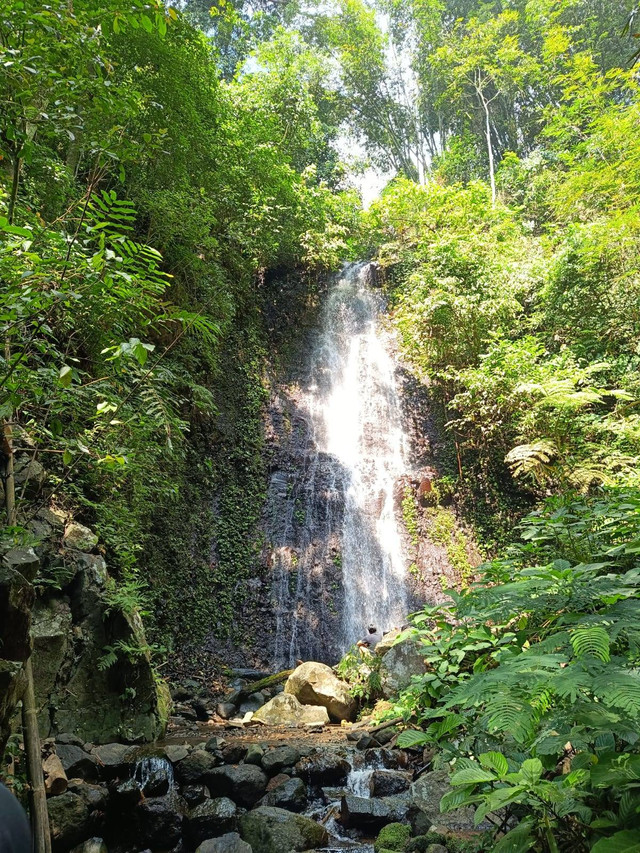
63 522 99 552
217 702 237 719
239 806 328 853
164 744 190 763
56 744 99 781
409 768 477 833
48 792 91 850
175 749 217 784
239 692 265 715
258 776 307 812
185 797 238 846
246 743 264 766
135 795 183 847
70 840 108 853
92 743 133 777
379 632 426 698
67 779 108 811
261 745 300 775
253 694 329 727
371 770 412 797
204 764 268 807
340 794 408 830
196 832 252 853
294 753 350 785
284 662 356 721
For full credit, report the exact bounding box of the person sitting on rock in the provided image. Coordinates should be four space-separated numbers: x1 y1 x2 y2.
0 782 31 853
357 624 382 651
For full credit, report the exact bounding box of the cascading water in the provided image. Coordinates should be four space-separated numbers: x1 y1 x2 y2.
266 263 412 668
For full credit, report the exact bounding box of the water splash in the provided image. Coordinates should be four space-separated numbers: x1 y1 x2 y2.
268 263 410 667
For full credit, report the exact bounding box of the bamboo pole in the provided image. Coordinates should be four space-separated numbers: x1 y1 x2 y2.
22 657 51 853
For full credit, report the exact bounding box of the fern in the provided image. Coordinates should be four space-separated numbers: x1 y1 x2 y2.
505 440 557 482
570 625 611 661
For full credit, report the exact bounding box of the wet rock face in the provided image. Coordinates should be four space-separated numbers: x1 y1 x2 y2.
48 792 91 851
258 777 307 812
135 795 184 848
185 797 238 847
284 662 357 722
204 764 269 808
239 805 329 853
295 752 351 786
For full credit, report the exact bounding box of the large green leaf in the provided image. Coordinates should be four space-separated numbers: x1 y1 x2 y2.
450 765 497 786
591 830 640 852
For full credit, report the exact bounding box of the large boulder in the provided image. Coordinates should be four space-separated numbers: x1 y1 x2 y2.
185 797 237 847
239 806 328 853
340 794 409 831
261 745 300 775
135 795 184 848
252 694 329 727
175 749 218 784
409 768 477 833
258 777 307 812
284 662 356 721
63 522 98 552
378 631 426 698
204 764 269 808
294 753 350 786
196 832 252 853
47 792 91 851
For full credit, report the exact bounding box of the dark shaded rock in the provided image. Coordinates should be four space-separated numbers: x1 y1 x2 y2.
67 779 108 812
135 756 173 796
204 765 268 808
185 797 237 846
193 698 210 721
364 748 408 770
114 777 143 806
238 693 265 715
371 770 411 797
217 702 237 720
196 832 252 853
48 792 91 851
56 744 99 781
205 737 224 753
266 773 290 792
258 777 307 812
355 735 374 750
261 746 300 775
294 753 350 786
175 749 217 784
69 840 108 853
92 743 133 778
376 728 397 746
239 806 328 852
135 795 183 847
182 785 207 808
340 794 408 831
218 743 247 764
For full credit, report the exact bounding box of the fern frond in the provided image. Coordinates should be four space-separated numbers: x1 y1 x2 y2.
505 440 557 482
570 626 611 662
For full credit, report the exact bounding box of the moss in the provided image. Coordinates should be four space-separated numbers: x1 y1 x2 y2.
405 833 448 853
375 822 412 853
402 486 419 546
427 507 473 586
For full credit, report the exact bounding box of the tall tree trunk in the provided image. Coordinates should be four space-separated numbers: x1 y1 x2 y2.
478 87 496 205
22 657 51 853
3 342 16 526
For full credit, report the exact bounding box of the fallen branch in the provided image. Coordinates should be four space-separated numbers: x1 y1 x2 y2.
235 669 293 702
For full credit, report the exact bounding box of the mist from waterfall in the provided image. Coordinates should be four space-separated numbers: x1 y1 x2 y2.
267 262 410 668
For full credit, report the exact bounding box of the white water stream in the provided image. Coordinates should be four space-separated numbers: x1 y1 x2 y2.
269 262 411 667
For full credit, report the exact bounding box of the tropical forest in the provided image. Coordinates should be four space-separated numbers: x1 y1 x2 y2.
2 1 640 851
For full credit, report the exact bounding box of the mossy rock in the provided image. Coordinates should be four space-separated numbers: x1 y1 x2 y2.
374 822 411 852
405 833 448 853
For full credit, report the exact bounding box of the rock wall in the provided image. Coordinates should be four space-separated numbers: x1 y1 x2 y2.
1 506 169 752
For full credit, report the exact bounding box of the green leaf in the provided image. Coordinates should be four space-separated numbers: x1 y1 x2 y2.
59 365 73 387
492 820 536 853
450 765 497 786
479 752 509 777
591 830 640 852
62 449 73 466
396 729 430 748
518 758 543 784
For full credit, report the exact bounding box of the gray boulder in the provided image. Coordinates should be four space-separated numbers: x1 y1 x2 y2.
135 795 184 847
261 745 300 775
204 764 268 808
196 832 252 853
409 768 477 833
258 777 307 812
378 631 426 697
370 770 411 797
185 797 238 846
175 749 218 784
245 744 264 766
340 794 409 830
63 522 98 552
252 694 329 727
284 662 356 721
55 744 99 781
239 806 328 853
294 753 350 785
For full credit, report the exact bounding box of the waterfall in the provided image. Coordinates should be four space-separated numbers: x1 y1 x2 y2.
267 263 411 668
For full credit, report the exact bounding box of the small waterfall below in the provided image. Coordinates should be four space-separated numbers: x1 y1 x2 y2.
266 262 412 668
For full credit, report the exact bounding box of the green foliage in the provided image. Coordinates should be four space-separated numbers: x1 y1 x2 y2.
402 486 419 546
335 646 383 705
